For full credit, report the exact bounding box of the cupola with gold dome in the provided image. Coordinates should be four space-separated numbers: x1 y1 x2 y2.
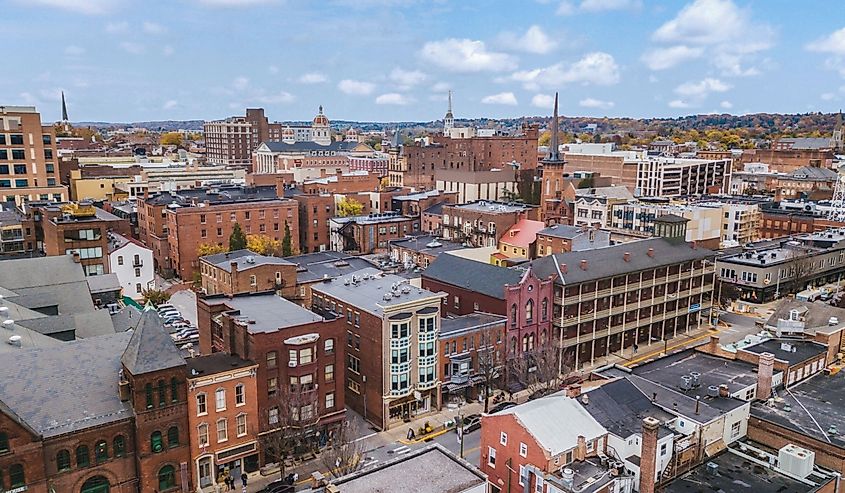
311 105 331 145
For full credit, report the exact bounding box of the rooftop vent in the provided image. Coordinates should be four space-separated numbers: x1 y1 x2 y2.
2 320 13 330
7 335 21 347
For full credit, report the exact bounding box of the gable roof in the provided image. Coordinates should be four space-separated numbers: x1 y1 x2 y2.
582 379 674 439
423 253 523 299
121 309 185 375
500 219 545 249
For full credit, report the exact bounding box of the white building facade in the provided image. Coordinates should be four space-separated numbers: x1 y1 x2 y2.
108 233 154 299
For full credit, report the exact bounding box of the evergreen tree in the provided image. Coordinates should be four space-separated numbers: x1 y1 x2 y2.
281 221 293 256
229 223 247 251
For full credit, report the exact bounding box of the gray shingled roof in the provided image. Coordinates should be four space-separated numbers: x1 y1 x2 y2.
0 332 133 437
201 249 294 272
423 253 523 299
121 309 185 375
263 140 358 153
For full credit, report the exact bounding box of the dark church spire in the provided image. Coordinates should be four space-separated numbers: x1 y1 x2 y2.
543 92 563 164
61 91 69 123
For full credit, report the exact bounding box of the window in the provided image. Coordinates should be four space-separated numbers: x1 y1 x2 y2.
95 440 108 463
520 442 528 458
158 379 166 407
113 435 126 457
217 419 228 442
151 431 163 453
158 465 176 491
542 298 548 320
136 283 142 293
171 377 179 403
500 432 508 446
300 347 313 365
510 304 517 325
730 421 741 439
145 383 154 409
348 355 360 374
9 463 24 488
487 446 497 467
325 364 334 382
519 465 529 486
167 426 179 448
57 449 71 471
249 275 256 286
196 393 207 415
660 442 667 456
76 445 90 467
0 432 8 453
324 338 335 354
215 388 226 411
269 407 279 426
525 299 534 323
135 267 141 277
118 255 124 265
233 384 245 406
325 392 335 410
289 349 298 367
10 135 23 145
267 351 277 368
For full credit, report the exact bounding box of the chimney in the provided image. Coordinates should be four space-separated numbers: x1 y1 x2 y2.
647 248 655 257
561 263 568 274
691 240 698 249
707 334 720 354
756 352 775 400
623 252 631 262
72 251 81 263
575 435 587 461
565 383 582 398
718 384 729 398
580 259 588 271
639 417 660 493
275 176 286 198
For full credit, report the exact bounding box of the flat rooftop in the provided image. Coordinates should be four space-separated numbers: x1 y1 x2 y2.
440 312 506 337
720 245 816 267
450 200 536 214
332 213 413 225
741 339 828 366
186 352 256 376
284 251 375 283
201 249 294 272
206 293 324 332
389 235 466 256
543 458 626 493
312 267 441 317
751 371 845 449
320 444 486 493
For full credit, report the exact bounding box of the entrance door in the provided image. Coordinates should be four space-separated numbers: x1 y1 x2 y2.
198 457 213 488
229 459 242 481
80 476 110 493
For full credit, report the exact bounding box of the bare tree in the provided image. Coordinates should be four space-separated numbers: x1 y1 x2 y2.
260 382 321 482
476 331 505 413
509 340 570 398
320 419 365 479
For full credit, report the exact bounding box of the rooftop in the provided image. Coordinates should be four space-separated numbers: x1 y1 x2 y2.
331 212 414 225
777 137 834 150
741 339 828 366
262 140 359 153
389 235 467 257
423 253 523 300
143 185 280 207
206 293 324 332
500 219 545 249
422 202 445 216
201 249 294 272
582 378 675 439
186 352 256 377
284 251 374 284
440 312 506 337
317 444 486 493
303 170 370 185
574 186 634 200
449 200 536 214
121 309 186 375
764 299 845 334
312 267 442 317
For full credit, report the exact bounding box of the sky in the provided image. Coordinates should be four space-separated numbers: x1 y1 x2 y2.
3 0 845 123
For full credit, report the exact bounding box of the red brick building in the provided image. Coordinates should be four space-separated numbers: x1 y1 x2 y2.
199 249 297 298
301 171 380 195
441 201 539 248
293 191 373 254
330 212 418 254
439 313 506 404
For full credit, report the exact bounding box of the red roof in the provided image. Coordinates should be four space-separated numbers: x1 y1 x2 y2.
500 219 545 249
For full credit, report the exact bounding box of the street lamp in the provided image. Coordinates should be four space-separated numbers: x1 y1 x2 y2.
457 412 465 458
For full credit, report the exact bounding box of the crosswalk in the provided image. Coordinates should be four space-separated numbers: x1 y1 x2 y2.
391 445 411 455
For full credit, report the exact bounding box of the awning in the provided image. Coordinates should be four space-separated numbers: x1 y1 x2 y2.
704 438 726 457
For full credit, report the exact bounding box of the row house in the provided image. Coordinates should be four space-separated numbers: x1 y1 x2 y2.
329 212 418 254
198 249 297 298
441 201 538 248
439 313 507 405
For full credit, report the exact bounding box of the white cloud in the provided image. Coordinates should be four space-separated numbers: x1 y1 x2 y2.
197 0 277 6
338 79 375 95
511 52 620 90
233 76 250 91
531 94 555 109
22 0 114 15
143 21 165 34
500 25 557 54
163 100 178 110
669 99 692 109
821 93 837 101
419 38 517 73
807 27 845 55
105 21 129 33
19 92 38 105
119 42 145 55
64 45 85 56
557 0 640 15
579 97 614 109
375 93 414 105
641 45 703 70
675 77 731 97
431 82 451 93
389 67 427 87
481 92 518 105
299 73 328 84
720 100 733 109
254 91 295 104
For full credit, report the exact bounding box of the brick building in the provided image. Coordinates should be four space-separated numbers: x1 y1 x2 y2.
534 224 611 257
439 313 506 404
738 148 835 174
0 105 67 205
197 293 346 461
0 204 36 256
186 353 260 489
758 202 844 239
300 170 379 195
199 249 297 297
310 268 445 430
441 201 539 248
204 108 283 168
391 189 458 218
422 253 522 317
388 234 467 269
329 212 418 254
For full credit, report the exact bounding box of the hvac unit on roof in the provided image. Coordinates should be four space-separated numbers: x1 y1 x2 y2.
778 444 815 479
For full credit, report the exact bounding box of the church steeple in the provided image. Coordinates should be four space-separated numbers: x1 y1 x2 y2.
443 90 454 134
542 92 564 165
61 91 69 131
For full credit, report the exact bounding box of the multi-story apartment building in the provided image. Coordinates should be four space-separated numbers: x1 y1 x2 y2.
198 249 297 298
186 353 260 490
716 228 845 302
439 313 506 405
435 168 519 204
441 201 539 248
310 268 445 430
610 200 723 249
698 200 762 247
757 200 844 239
534 224 611 257
204 115 255 168
197 292 346 460
531 238 716 369
0 105 67 205
329 212 417 254
572 185 633 228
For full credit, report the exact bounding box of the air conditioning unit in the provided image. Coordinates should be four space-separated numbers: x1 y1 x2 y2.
778 444 815 479
288 361 297 368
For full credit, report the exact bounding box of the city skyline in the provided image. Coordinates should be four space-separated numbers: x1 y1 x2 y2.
4 0 845 123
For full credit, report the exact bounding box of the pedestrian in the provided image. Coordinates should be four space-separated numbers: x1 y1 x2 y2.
227 476 234 491
293 472 299 483
241 472 248 487
241 486 246 493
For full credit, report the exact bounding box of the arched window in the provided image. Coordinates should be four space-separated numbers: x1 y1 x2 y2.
94 440 108 463
522 334 529 352
56 449 71 471
510 304 517 326
158 465 176 491
167 426 179 448
157 379 166 407
151 431 163 453
525 299 534 323
113 435 126 457
144 383 154 409
541 329 548 345
76 445 90 468
511 337 517 355
542 298 548 321
529 333 535 351
81 476 110 493
170 377 179 403
9 464 24 488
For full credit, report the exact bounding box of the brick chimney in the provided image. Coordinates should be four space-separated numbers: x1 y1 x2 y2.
756 352 775 400
565 383 582 398
560 263 568 274
230 261 238 293
647 248 655 257
274 176 286 198
575 435 587 461
623 252 631 262
707 334 720 354
580 259 588 270
72 251 81 263
639 417 660 493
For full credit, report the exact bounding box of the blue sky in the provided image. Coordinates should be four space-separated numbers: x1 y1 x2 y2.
4 0 845 123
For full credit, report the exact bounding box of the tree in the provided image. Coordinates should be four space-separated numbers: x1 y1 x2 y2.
336 197 364 217
141 288 170 306
477 331 506 413
160 132 183 146
509 339 568 398
320 420 365 479
281 221 293 257
247 234 281 256
716 280 741 307
197 243 227 257
229 223 247 251
260 381 321 482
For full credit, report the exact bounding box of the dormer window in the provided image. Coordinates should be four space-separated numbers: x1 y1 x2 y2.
789 309 800 321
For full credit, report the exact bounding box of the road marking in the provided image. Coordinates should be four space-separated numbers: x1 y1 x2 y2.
397 448 411 455
392 445 410 454
354 432 378 443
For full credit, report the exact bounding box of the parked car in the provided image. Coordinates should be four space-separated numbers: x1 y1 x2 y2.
263 480 294 493
488 402 516 414
166 321 192 329
156 303 175 311
459 414 482 433
158 308 180 317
